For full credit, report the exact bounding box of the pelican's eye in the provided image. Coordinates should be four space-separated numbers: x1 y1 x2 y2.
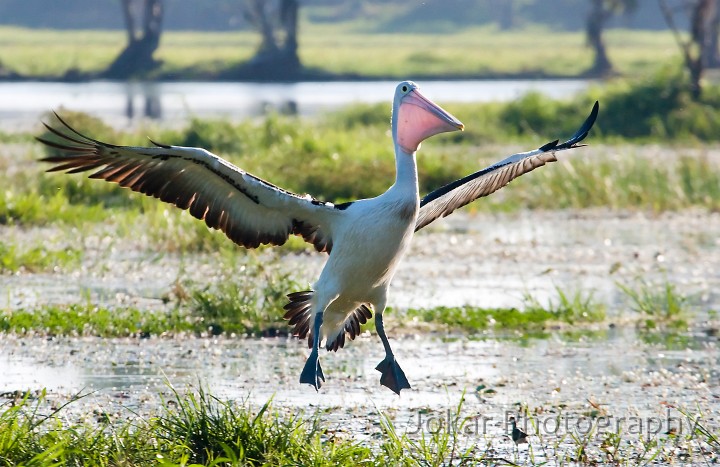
401 85 409 93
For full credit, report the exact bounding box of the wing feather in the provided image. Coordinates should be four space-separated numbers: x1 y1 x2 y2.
415 101 599 231
38 114 339 252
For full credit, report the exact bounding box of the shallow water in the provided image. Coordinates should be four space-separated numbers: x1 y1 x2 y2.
1 210 719 461
0 79 590 131
1 327 717 458
3 210 720 314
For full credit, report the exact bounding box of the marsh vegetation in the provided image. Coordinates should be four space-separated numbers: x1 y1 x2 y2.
1 63 719 464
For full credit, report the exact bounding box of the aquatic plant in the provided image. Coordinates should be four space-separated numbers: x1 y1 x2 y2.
617 277 690 328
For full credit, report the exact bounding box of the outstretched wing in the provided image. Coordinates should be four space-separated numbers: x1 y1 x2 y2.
38 113 340 252
415 101 599 231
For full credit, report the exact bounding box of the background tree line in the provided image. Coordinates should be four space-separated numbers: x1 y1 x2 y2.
1 0 718 98
0 0 688 31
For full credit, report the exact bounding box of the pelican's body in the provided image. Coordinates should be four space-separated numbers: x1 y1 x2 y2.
38 82 598 394
318 193 416 332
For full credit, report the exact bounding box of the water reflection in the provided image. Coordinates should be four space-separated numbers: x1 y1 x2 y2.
0 79 589 131
1 328 716 403
0 352 82 392
125 82 162 120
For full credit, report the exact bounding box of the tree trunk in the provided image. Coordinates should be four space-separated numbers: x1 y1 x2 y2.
238 0 301 79
586 0 613 76
660 0 710 100
709 1 720 68
694 0 719 69
102 0 164 79
142 0 163 52
247 0 280 55
280 0 300 70
120 0 135 43
689 0 714 98
497 0 515 31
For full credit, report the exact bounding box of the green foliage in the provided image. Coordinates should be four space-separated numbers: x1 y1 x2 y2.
405 288 606 333
328 103 389 130
0 182 110 226
0 304 194 337
498 91 581 138
492 66 720 142
15 67 720 240
617 277 689 328
185 254 302 336
1 385 716 466
0 241 81 273
1 252 303 338
0 26 680 79
156 386 372 466
511 152 720 212
378 393 482 465
591 66 706 140
0 387 371 466
523 287 608 324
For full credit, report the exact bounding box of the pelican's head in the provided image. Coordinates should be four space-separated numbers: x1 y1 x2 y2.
392 81 464 154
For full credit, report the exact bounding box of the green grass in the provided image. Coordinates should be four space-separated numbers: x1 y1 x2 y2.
182 254 303 336
0 304 194 337
0 285 607 339
0 69 717 240
0 240 81 273
404 287 606 335
0 25 681 79
617 277 690 328
0 248 304 338
0 387 372 466
1 385 717 466
154 387 371 466
13 79 720 237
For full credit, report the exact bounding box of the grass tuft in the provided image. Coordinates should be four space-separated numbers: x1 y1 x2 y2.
404 287 606 334
183 254 303 336
0 304 193 337
0 385 372 466
617 277 689 328
0 241 81 273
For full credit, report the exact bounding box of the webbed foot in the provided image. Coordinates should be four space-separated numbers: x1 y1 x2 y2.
299 352 325 390
375 355 411 395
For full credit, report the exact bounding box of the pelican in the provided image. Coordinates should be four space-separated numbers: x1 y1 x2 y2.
38 81 598 394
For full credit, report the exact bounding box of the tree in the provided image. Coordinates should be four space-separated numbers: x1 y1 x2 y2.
102 0 164 79
495 0 517 30
708 5 720 67
585 0 638 76
659 0 718 99
237 0 301 79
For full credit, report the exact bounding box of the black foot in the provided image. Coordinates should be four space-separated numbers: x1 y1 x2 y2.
375 355 411 395
299 352 325 390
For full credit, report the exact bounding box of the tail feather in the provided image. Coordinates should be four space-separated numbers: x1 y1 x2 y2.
282 290 374 352
328 303 373 352
284 290 314 343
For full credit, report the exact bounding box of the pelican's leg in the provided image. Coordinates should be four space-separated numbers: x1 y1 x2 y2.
374 308 411 394
299 307 325 390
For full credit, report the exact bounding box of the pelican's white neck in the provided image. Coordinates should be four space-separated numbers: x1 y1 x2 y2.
391 142 419 197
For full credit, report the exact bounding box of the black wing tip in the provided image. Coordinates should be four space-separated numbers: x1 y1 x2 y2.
149 138 172 149
553 100 600 151
538 139 559 152
538 101 599 153
39 110 122 150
